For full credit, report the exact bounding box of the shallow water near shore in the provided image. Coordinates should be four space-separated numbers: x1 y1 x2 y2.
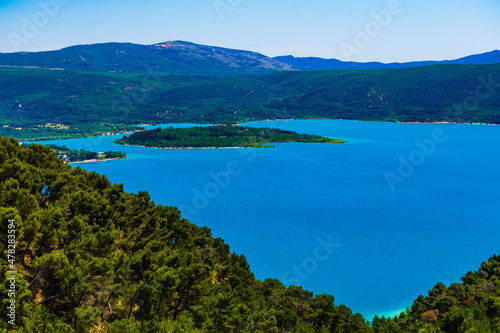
34 119 500 320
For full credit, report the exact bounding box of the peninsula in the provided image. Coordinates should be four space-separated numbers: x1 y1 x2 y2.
113 125 346 148
44 144 128 163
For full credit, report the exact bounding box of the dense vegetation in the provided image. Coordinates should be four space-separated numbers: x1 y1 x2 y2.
372 256 500 332
0 137 370 332
113 125 346 148
1 63 500 141
0 137 499 332
41 144 128 163
0 124 139 142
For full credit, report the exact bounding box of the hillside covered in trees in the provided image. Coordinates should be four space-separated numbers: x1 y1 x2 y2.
0 137 499 332
113 125 346 148
0 137 370 332
1 63 499 141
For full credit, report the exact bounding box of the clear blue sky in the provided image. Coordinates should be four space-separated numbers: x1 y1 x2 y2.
0 0 499 62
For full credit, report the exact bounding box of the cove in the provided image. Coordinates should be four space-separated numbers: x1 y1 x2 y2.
33 119 500 319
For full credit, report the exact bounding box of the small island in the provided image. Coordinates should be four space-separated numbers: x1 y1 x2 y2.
113 125 346 148
45 144 128 163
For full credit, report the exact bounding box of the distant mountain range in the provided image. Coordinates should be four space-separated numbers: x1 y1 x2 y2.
275 50 500 71
0 41 292 75
0 41 498 74
1 40 499 141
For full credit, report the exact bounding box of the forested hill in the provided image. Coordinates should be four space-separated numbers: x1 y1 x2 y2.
113 125 346 148
0 41 292 75
1 63 500 141
1 137 499 332
0 137 370 332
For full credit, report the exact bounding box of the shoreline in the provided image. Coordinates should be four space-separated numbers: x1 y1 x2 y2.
367 308 407 321
17 119 500 144
392 120 499 126
257 119 500 126
115 144 264 150
254 118 500 126
68 157 124 164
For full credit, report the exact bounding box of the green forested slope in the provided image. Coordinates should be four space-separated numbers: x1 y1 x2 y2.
1 64 499 140
372 256 500 332
0 67 220 140
254 64 500 123
0 137 499 332
0 137 369 332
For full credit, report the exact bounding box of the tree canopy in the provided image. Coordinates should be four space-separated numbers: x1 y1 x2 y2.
0 136 368 332
0 136 498 332
41 144 128 163
113 125 346 148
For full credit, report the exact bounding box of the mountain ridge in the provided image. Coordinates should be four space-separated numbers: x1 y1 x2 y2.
0 41 293 75
0 40 498 74
274 49 500 71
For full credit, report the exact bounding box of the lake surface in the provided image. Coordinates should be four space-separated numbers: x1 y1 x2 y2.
34 120 500 319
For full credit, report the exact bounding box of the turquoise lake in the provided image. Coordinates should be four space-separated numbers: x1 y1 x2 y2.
34 119 500 319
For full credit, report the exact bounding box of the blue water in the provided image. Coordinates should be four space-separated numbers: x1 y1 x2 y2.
33 120 500 320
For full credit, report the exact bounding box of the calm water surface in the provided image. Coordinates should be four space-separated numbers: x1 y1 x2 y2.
34 120 500 319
